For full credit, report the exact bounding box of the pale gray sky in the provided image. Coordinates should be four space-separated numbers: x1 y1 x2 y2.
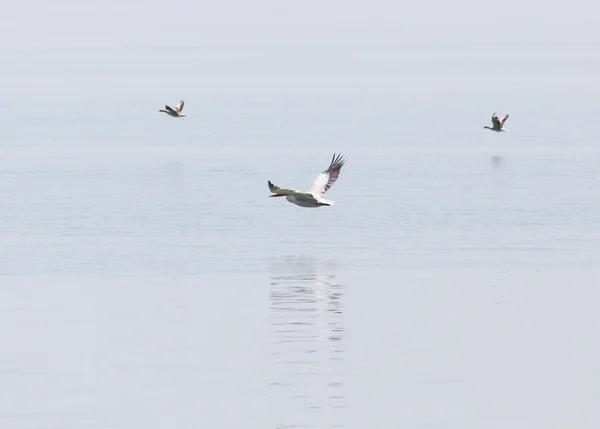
1 0 598 46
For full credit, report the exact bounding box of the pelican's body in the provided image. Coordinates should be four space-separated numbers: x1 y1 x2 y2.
484 112 509 132
268 153 346 208
159 100 186 118
282 193 332 207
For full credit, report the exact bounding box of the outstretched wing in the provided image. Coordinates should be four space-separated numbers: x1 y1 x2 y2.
268 181 296 195
175 100 184 113
306 153 346 197
492 115 501 130
499 114 509 126
165 105 176 114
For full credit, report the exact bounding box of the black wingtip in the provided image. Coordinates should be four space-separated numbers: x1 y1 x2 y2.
330 153 346 169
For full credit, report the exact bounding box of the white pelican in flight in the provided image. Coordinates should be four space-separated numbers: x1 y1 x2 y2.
483 112 509 132
159 100 186 118
268 153 346 208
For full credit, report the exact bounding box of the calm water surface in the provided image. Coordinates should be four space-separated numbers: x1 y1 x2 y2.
0 43 599 428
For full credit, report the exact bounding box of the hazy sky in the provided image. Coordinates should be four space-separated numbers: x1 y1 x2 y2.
0 0 598 46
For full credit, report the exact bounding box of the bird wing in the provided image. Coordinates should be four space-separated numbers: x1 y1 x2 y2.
492 115 501 130
268 181 296 195
165 105 176 114
306 153 346 197
499 114 509 126
175 100 184 113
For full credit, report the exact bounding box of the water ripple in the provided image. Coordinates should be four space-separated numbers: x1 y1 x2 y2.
269 256 346 429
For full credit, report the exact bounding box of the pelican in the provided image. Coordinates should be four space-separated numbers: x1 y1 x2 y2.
484 112 509 131
159 100 186 118
268 153 346 208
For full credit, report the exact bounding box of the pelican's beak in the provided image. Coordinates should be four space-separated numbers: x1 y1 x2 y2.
269 194 286 197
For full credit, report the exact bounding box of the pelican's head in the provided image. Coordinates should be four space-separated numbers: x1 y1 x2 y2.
179 114 187 117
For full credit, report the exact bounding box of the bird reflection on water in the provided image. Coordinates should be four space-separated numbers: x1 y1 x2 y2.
490 155 504 166
269 256 346 429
